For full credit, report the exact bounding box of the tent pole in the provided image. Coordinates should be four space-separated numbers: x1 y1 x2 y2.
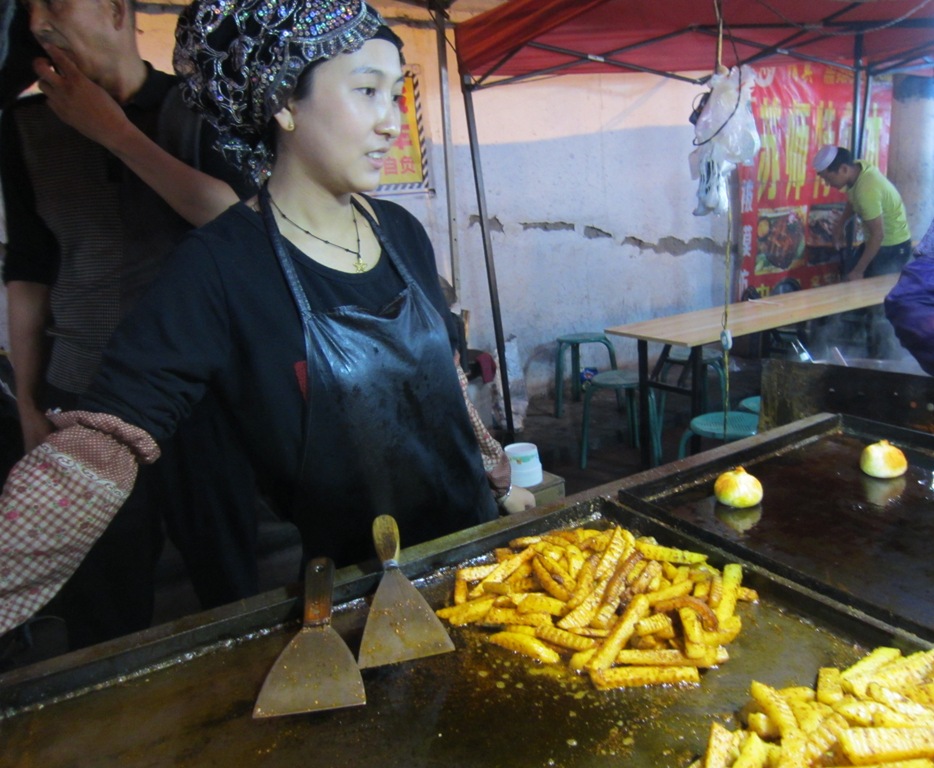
851 34 864 157
844 33 865 265
858 72 873 161
429 1 461 301
460 79 515 439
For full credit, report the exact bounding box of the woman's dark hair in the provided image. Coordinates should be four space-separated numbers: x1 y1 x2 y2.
291 24 404 101
262 25 403 160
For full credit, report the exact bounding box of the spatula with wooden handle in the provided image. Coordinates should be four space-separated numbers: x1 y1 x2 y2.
253 557 366 717
357 515 456 669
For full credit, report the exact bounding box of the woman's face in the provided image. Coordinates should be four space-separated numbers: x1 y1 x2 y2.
279 38 404 195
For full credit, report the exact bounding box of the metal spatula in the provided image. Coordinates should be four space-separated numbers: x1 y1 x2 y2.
357 515 456 669
253 557 366 718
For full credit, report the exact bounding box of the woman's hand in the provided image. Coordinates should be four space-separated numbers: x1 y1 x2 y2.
501 486 536 514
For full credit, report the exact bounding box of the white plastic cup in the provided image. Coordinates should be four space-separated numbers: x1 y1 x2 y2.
504 442 543 488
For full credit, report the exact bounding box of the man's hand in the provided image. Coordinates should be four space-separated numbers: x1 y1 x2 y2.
844 265 866 282
34 46 131 149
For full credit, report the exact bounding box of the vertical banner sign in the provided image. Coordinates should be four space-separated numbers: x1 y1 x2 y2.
737 63 892 297
375 67 430 194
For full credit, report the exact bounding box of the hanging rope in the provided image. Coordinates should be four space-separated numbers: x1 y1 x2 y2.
721 200 733 436
713 0 732 435
715 0 724 73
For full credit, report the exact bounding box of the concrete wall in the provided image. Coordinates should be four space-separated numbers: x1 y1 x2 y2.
889 75 934 247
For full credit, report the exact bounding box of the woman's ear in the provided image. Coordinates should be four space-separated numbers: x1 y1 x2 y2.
273 106 296 133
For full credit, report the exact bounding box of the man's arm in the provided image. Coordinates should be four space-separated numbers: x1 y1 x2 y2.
846 215 884 282
832 202 854 251
7 280 53 451
35 48 239 227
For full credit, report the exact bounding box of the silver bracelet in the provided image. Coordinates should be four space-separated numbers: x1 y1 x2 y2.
497 485 513 507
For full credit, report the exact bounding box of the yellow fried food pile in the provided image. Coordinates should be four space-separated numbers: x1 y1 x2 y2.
691 645 934 767
436 524 756 690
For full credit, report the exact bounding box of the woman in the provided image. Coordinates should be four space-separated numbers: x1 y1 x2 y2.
0 0 534 635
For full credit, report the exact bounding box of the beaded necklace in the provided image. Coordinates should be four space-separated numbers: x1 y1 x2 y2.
268 192 368 273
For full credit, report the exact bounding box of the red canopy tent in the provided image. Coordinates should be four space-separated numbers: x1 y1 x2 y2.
456 0 934 85
450 0 934 435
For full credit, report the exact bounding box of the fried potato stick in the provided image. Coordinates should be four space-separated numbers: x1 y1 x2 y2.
587 594 651 671
590 664 700 690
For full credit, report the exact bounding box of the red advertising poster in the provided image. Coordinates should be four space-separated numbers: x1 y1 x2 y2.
375 68 430 195
737 63 892 297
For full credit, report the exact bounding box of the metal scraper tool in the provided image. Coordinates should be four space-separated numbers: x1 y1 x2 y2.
357 515 456 669
253 557 366 717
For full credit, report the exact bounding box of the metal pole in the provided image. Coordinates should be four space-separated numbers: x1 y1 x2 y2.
429 1 461 300
858 72 873 160
844 33 865 263
851 34 864 156
461 80 514 438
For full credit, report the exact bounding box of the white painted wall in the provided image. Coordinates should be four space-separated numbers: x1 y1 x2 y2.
351 17 731 395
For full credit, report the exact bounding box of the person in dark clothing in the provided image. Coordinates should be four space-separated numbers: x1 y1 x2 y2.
885 217 934 375
0 0 534 636
1 0 260 648
0 3 42 109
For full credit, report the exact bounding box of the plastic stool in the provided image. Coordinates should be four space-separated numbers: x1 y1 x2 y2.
580 370 659 468
554 332 618 417
677 411 759 459
739 396 761 414
658 346 726 411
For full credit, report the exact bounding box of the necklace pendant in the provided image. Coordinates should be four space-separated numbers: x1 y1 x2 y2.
354 259 369 274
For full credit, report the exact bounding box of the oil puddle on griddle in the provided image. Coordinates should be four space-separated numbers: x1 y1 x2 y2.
650 433 934 637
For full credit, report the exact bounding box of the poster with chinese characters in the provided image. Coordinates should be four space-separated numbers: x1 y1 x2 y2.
737 63 892 297
375 67 430 195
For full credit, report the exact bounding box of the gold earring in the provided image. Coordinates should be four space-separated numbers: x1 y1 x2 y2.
286 117 295 132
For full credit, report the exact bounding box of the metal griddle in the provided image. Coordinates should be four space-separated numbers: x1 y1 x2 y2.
1 493 928 768
617 411 934 642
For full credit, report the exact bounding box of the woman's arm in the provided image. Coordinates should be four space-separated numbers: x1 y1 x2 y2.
0 411 159 634
6 280 53 451
454 359 535 513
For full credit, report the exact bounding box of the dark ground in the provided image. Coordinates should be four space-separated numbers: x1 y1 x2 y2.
494 352 764 496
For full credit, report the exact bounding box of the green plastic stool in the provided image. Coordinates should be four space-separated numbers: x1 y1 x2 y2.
658 346 726 412
554 332 618 417
678 411 759 459
739 395 761 414
580 370 660 468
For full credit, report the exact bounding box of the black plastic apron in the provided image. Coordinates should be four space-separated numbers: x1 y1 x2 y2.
259 186 497 566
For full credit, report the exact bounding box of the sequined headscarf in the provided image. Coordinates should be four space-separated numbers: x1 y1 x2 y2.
174 0 385 183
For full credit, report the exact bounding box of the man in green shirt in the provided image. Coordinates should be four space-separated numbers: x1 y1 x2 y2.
813 145 912 282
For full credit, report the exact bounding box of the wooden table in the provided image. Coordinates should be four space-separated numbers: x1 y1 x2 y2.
605 273 899 466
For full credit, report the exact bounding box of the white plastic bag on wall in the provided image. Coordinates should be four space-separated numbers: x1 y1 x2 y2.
491 334 528 432
690 65 761 216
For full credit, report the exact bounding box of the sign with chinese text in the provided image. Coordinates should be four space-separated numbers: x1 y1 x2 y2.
737 63 892 297
375 68 430 195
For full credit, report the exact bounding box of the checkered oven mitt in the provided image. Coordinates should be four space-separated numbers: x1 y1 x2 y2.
0 411 159 635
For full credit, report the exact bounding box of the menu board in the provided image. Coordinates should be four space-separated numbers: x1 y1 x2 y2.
737 63 893 297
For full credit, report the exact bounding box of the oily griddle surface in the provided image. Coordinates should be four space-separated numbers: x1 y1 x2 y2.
630 431 934 638
0 505 916 768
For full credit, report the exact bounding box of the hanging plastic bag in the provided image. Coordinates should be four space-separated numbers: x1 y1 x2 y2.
690 65 761 216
